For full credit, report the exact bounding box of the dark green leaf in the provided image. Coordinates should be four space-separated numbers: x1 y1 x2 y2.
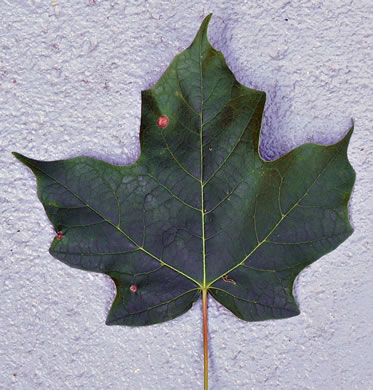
14 14 355 327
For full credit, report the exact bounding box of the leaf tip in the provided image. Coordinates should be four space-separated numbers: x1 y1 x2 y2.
338 122 354 149
105 317 116 326
346 120 354 137
12 152 33 167
193 13 213 44
105 305 121 326
204 12 213 23
12 151 24 162
292 306 301 317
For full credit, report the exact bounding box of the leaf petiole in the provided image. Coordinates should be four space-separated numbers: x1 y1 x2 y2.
202 288 208 390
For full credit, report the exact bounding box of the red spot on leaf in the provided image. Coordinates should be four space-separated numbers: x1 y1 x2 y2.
129 284 138 293
56 232 63 240
157 115 169 128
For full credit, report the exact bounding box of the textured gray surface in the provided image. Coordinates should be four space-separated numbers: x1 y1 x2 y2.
1 1 372 389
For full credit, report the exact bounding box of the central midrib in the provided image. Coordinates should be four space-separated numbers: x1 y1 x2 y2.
199 39 207 291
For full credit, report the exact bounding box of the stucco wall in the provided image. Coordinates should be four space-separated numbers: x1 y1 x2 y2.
1 1 372 389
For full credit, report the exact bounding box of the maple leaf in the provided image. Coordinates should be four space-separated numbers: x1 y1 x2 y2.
14 14 355 389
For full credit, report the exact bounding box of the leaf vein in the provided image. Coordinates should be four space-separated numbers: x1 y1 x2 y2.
126 288 200 315
203 98 262 186
145 173 201 211
161 132 201 182
210 288 296 313
24 160 201 287
208 143 345 287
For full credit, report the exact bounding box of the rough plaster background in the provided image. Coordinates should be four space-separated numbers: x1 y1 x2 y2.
1 1 372 389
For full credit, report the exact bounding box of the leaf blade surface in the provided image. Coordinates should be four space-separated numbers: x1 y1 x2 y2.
14 14 355 325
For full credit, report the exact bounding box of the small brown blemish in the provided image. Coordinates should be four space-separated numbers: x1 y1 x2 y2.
157 115 169 128
56 232 63 240
222 275 236 285
129 284 138 293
